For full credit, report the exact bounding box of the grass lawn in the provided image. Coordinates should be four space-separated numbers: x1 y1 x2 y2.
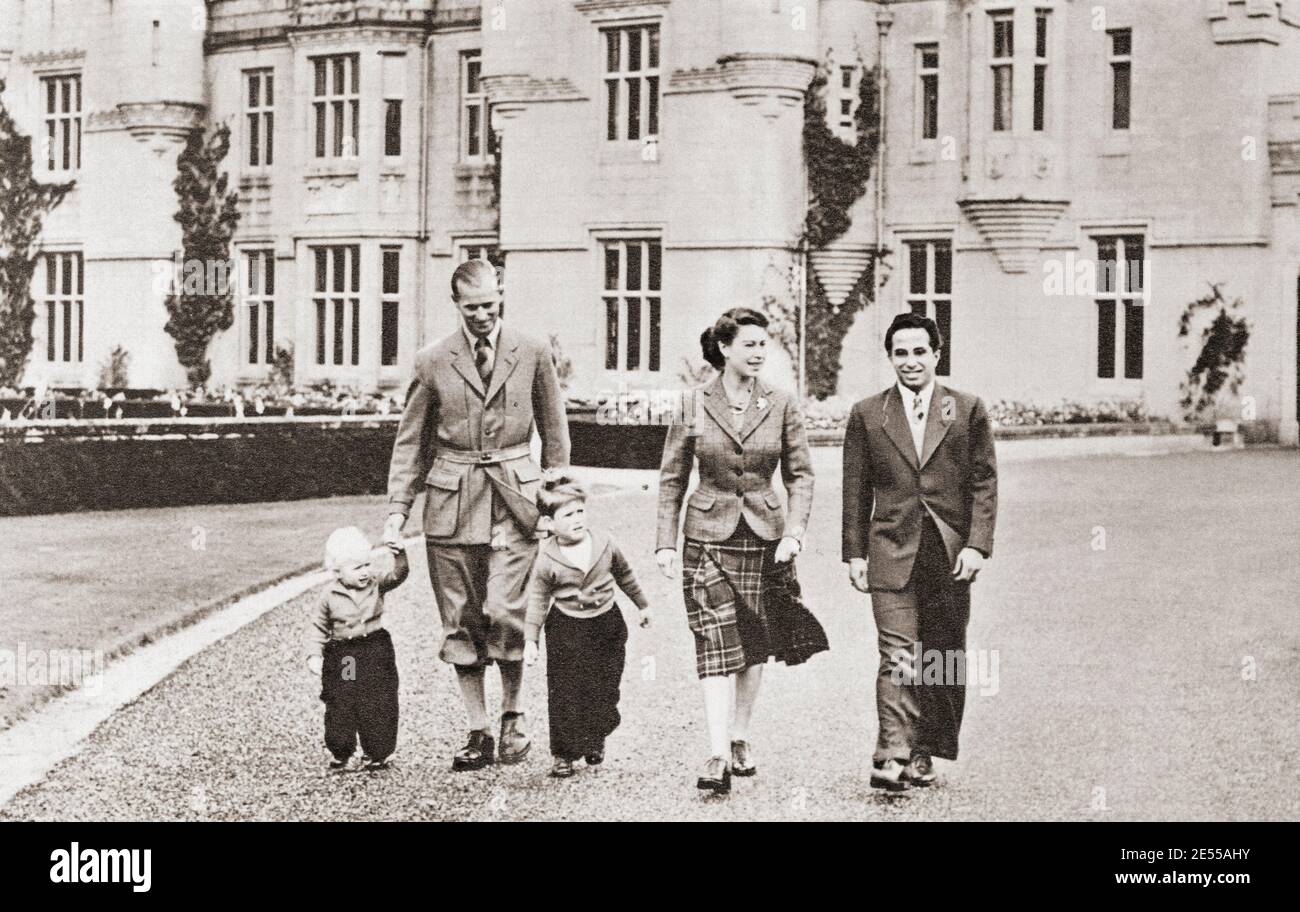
0 493 405 730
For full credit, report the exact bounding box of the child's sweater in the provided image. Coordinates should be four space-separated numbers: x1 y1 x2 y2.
524 530 648 643
309 544 409 657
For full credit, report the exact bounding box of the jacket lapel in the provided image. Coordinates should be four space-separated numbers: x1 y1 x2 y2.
699 377 743 446
483 327 520 405
739 382 776 442
449 334 486 398
880 386 919 471
919 384 952 470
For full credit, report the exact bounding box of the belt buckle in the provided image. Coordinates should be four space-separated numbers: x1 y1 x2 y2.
476 451 495 465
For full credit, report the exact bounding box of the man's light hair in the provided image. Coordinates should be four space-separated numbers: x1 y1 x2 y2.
325 526 372 570
451 258 500 299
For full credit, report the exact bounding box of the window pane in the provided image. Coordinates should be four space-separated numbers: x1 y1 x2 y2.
46 303 55 361
626 242 642 291
265 301 275 364
934 241 952 295
248 114 260 166
77 300 83 362
332 248 344 292
249 302 260 364
316 300 326 364
647 27 659 69
606 80 619 140
649 298 660 371
45 255 55 295
626 296 641 370
382 300 399 366
383 249 400 295
315 103 326 157
315 59 326 96
350 245 360 292
333 57 345 94
628 27 641 72
467 58 481 93
626 77 641 140
910 301 926 317
1124 236 1145 293
908 243 927 295
46 79 55 114
604 245 620 291
1124 301 1143 379
247 252 260 295
350 99 359 154
468 105 481 157
315 248 327 293
922 74 938 139
1097 300 1116 378
1112 63 1130 129
604 298 619 369
994 19 1013 57
61 255 72 294
333 300 344 365
62 300 71 361
248 73 260 108
935 300 951 376
75 253 82 295
606 30 620 73
993 67 1012 131
648 241 661 291
351 299 360 366
1033 65 1046 131
265 74 274 106
1096 238 1117 293
1036 13 1048 57
647 76 659 135
1111 29 1131 57
921 47 939 69
265 255 275 296
385 99 402 156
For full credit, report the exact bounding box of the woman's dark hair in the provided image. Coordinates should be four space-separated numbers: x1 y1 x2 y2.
699 307 770 370
883 311 943 354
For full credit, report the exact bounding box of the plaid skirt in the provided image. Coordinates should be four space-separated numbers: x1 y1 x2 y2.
682 520 778 679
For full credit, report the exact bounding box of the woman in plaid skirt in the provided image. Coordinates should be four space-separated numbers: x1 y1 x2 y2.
655 307 824 794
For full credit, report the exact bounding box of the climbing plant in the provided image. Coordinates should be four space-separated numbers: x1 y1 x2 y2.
798 57 887 398
1179 282 1249 421
0 80 75 387
163 123 240 385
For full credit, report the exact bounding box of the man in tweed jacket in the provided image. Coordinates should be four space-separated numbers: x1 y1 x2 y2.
384 259 570 771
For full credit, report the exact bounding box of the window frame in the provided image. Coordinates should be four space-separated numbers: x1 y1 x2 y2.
380 246 401 368
459 50 494 164
40 72 82 176
241 249 275 367
311 244 362 368
916 44 940 143
602 23 661 144
1108 28 1132 132
904 238 953 378
989 13 1014 133
311 53 360 160
600 237 662 374
40 251 84 364
1033 9 1050 133
244 68 274 169
380 52 406 161
1092 234 1145 381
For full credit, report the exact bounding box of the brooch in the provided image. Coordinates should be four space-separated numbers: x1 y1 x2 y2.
756 396 769 411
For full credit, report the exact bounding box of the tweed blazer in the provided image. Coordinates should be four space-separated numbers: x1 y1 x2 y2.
841 383 998 591
386 324 570 545
656 377 814 552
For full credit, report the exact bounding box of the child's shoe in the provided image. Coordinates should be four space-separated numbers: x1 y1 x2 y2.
328 756 352 773
550 757 576 778
584 747 605 766
361 755 391 772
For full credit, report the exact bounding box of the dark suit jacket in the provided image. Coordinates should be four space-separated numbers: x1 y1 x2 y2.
657 377 814 551
841 383 997 591
386 324 570 545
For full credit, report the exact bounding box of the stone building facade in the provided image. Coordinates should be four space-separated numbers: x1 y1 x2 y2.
1 0 1297 443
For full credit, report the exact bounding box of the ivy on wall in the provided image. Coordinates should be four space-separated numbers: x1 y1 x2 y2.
163 124 240 386
799 57 886 399
0 81 75 388
1179 282 1250 421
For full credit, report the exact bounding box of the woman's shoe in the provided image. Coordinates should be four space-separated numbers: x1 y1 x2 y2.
696 755 731 793
584 749 605 766
550 757 576 778
730 740 757 777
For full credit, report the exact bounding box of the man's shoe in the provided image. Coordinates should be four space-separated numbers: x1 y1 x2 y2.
497 711 531 765
584 747 605 766
550 757 576 778
451 730 495 772
696 756 731 794
731 740 757 777
900 752 936 787
870 758 909 791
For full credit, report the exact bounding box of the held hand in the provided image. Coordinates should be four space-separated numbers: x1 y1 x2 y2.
382 512 406 545
638 607 654 629
848 558 870 593
655 549 678 579
307 654 324 676
953 547 985 583
774 537 801 563
524 641 540 666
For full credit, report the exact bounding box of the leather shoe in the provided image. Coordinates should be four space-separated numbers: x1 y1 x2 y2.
731 740 756 777
870 758 909 791
696 755 731 794
900 752 936 786
452 729 495 772
498 711 531 765
584 748 605 766
550 757 576 778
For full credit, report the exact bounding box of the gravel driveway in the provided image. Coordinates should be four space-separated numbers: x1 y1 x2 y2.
4 449 1297 821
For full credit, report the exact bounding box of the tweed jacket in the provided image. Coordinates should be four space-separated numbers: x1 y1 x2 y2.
841 383 998 591
656 377 814 552
386 324 570 545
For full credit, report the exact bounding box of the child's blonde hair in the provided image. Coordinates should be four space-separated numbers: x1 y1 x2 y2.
325 526 372 570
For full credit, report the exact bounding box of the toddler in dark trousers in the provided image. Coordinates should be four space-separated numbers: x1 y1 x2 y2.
309 526 409 772
525 472 653 778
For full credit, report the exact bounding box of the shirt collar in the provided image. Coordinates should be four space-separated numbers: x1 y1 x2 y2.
462 318 502 352
897 378 936 413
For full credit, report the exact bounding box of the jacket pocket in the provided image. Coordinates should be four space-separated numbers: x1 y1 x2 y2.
687 490 717 512
423 469 462 538
764 490 783 510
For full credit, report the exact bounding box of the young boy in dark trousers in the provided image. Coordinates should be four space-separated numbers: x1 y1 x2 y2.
524 472 653 778
309 527 409 772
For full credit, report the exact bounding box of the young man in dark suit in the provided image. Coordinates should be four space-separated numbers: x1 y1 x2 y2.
385 259 570 771
841 312 998 789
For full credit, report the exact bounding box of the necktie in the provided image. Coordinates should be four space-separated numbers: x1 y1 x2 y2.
913 394 925 424
474 336 492 383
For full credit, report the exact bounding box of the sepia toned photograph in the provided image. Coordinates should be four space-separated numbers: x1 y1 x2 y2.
0 0 1295 865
